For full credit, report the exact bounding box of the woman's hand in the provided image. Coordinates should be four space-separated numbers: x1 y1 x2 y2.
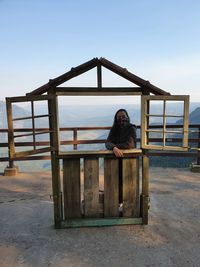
113 147 123 157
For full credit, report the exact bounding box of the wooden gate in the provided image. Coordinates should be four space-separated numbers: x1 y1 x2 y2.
59 150 142 228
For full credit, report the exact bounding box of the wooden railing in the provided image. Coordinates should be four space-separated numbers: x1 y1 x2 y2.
0 124 200 165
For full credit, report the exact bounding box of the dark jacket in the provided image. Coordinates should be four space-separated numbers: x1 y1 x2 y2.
105 123 137 150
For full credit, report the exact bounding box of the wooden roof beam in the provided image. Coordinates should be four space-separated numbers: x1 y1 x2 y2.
55 86 143 96
27 58 99 96
99 58 170 96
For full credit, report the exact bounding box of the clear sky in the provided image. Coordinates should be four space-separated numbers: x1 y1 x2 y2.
1 0 200 104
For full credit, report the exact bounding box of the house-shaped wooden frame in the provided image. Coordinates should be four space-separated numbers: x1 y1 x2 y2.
6 58 189 228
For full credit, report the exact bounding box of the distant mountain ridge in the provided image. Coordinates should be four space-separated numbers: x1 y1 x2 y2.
176 107 200 124
0 100 200 129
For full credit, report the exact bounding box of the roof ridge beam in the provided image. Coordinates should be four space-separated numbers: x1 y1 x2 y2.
27 58 98 96
99 57 170 95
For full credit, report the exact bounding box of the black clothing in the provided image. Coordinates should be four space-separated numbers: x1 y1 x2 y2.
105 123 137 150
105 123 137 205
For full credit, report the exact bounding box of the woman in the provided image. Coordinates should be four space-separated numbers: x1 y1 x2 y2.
105 109 137 156
105 109 137 212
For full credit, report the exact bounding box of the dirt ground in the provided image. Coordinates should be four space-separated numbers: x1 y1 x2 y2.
0 167 200 267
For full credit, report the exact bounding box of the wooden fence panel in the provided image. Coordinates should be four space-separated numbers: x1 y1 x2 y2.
84 158 99 217
123 158 139 217
63 159 81 219
104 159 119 217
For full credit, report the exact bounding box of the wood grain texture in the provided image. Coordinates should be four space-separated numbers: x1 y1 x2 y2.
123 158 139 217
84 158 99 217
63 159 81 219
104 159 119 217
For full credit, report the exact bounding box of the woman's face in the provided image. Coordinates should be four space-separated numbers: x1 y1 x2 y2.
116 111 129 126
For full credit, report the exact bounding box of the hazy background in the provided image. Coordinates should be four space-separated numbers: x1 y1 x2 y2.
0 0 200 103
1 1 200 171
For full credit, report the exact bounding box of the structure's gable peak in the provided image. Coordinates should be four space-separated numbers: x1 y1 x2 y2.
27 57 170 96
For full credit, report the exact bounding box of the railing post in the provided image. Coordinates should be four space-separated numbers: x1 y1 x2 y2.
73 128 78 150
4 103 18 176
4 152 19 176
141 151 149 224
197 127 200 165
191 126 200 172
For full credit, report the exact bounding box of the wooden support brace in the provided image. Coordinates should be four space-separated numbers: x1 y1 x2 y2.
141 152 149 224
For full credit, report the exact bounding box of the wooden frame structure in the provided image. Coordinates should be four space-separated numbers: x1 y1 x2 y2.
6 57 190 228
141 95 190 151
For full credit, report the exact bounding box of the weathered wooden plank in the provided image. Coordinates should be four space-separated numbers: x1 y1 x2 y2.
104 159 119 217
6 98 15 159
58 149 142 159
62 217 143 228
84 158 99 217
12 114 50 121
141 95 147 148
55 85 142 96
97 63 102 88
14 147 53 158
14 130 52 138
6 95 53 102
27 58 98 95
197 127 200 165
142 95 188 101
99 58 170 95
63 158 81 219
123 158 139 217
183 96 190 149
56 87 142 96
141 153 149 224
48 91 62 228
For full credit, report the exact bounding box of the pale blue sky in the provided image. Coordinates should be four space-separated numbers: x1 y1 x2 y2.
1 0 200 104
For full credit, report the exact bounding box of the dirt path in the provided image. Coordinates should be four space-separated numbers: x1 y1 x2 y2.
0 168 200 267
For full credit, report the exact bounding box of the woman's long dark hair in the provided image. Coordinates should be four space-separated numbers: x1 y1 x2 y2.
112 109 130 128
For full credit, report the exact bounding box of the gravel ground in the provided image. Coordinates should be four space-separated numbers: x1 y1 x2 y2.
0 168 200 267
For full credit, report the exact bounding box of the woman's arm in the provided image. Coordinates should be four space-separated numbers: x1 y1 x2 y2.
115 136 136 149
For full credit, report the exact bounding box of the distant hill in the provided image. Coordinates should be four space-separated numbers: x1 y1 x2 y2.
176 107 200 124
0 100 31 128
1 100 200 128
0 101 50 129
1 100 199 169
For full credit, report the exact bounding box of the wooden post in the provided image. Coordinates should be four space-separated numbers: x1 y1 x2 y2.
123 158 139 217
197 127 200 165
63 158 81 219
141 151 149 224
84 158 99 217
48 90 62 228
97 63 102 88
31 100 36 150
104 158 119 217
4 98 18 176
73 128 78 150
191 126 200 172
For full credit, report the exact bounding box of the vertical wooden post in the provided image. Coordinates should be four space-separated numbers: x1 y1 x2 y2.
97 63 102 88
31 100 36 150
73 128 78 150
84 158 99 217
6 98 15 160
4 98 18 175
104 158 119 217
63 158 81 219
48 90 62 228
183 96 189 150
123 158 139 217
197 127 200 165
141 151 149 224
